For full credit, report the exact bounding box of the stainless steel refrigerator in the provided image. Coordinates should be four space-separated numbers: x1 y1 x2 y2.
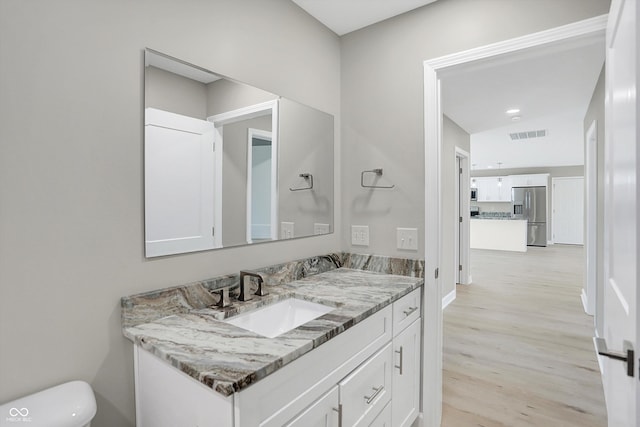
511 186 547 247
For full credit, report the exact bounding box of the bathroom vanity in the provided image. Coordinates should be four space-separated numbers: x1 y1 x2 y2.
122 260 423 427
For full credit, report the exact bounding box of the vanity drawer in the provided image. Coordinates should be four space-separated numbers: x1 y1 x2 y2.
393 287 421 336
339 342 392 427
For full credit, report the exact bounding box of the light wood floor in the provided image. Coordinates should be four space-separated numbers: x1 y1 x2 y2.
441 245 607 427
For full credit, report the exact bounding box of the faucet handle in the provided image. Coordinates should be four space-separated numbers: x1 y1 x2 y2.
238 271 268 301
215 287 231 308
255 277 268 297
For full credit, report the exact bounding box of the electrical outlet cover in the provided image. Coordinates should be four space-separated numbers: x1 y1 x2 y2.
397 227 418 251
351 225 370 246
314 223 330 235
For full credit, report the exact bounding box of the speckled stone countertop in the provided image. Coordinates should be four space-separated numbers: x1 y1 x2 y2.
122 266 423 397
472 216 526 220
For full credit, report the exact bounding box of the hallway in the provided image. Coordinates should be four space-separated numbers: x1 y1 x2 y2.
441 245 607 426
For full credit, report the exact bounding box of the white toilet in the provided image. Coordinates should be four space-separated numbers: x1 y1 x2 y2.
0 381 96 427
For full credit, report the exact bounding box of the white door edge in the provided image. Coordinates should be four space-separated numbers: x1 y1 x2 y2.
455 147 471 286
585 120 598 316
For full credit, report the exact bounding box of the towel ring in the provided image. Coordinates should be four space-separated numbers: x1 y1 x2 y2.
361 168 395 189
289 173 314 191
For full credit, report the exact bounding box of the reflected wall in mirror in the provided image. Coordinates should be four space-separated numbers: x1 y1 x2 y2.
144 49 334 257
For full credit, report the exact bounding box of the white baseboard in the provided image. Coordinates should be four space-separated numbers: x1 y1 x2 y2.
592 333 604 375
581 289 589 313
442 288 456 310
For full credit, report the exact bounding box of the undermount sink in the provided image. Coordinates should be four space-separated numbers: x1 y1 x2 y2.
224 298 334 338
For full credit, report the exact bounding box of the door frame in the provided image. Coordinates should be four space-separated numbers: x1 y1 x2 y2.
455 147 471 287
422 15 607 427
208 99 279 246
584 120 598 316
246 127 278 243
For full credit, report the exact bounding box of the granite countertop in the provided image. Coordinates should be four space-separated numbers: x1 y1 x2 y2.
122 268 423 397
472 216 526 220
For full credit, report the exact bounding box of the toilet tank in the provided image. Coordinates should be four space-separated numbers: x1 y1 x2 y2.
0 381 96 427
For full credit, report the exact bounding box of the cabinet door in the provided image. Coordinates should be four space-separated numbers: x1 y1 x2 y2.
392 288 421 336
392 319 421 427
339 343 392 427
474 178 493 202
135 346 233 427
369 401 392 427
285 386 339 427
498 176 512 202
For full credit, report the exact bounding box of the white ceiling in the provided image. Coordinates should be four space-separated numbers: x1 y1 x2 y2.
441 35 605 170
291 0 439 35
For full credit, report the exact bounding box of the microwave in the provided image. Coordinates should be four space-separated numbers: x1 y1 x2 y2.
470 188 477 201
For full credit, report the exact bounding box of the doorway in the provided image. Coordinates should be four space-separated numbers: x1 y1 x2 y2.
247 128 278 243
422 15 607 427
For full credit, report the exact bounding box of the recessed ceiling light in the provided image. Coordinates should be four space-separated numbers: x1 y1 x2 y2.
506 108 520 114
487 165 493 169
511 115 521 121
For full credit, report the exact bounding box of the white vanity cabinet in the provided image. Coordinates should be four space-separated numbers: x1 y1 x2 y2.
284 386 339 427
338 343 393 427
391 288 421 427
133 287 423 427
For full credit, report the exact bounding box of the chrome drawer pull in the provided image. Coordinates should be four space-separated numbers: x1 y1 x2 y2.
364 385 384 404
332 404 343 427
403 306 418 317
395 346 403 375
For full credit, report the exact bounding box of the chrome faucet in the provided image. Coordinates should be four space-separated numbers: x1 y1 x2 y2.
238 271 268 301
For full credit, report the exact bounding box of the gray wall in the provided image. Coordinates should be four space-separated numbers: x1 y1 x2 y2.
340 0 610 259
145 66 208 119
279 98 335 237
0 1 340 426
206 78 278 116
222 115 272 246
442 116 470 297
583 66 605 336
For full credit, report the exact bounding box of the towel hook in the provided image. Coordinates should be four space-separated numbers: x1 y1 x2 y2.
289 173 314 191
361 168 395 189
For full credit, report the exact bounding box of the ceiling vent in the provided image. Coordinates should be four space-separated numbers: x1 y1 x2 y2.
509 129 547 141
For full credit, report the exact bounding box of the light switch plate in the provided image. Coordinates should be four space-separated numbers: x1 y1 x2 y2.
397 227 418 251
314 223 330 235
351 225 370 246
281 222 294 239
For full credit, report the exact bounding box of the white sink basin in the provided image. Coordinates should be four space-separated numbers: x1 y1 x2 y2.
224 298 334 338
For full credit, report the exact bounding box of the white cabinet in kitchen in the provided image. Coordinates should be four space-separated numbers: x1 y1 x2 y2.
473 176 511 202
509 173 548 188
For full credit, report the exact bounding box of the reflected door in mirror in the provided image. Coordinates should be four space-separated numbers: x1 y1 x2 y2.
145 108 219 256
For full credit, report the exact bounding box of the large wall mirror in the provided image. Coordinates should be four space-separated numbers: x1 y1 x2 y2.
144 49 334 257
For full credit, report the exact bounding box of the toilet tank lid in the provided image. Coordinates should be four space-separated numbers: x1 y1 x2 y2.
0 380 96 427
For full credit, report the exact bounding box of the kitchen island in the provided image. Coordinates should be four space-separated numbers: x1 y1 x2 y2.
471 216 528 252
